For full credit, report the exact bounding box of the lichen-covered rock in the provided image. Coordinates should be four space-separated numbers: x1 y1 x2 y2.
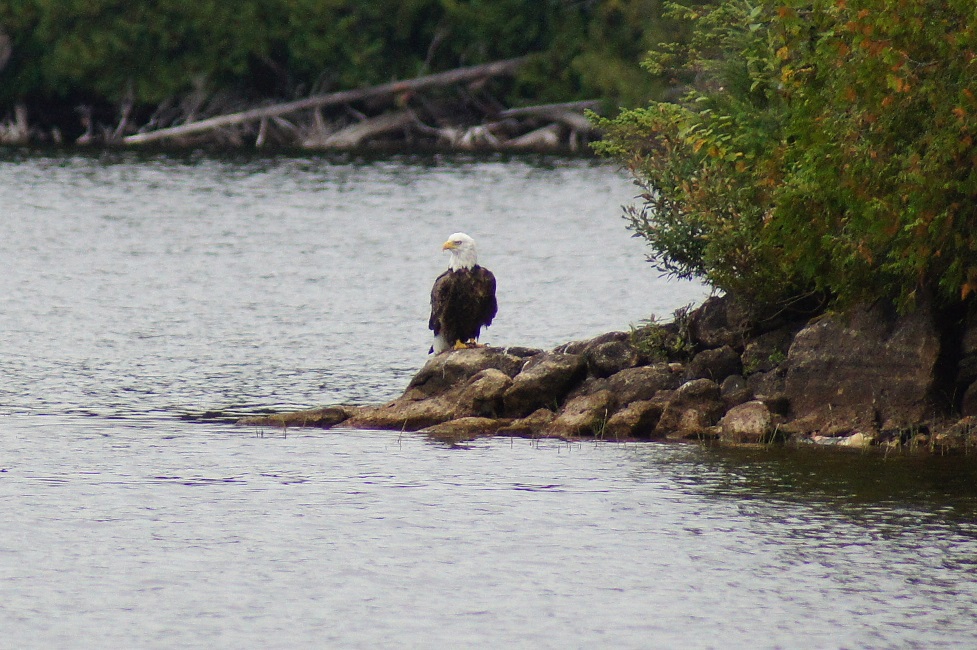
586 340 642 378
547 389 616 437
554 331 629 356
687 345 742 383
457 368 512 418
720 374 753 410
605 363 681 405
686 295 754 350
604 399 666 439
342 402 439 431
720 400 774 443
404 347 525 400
238 405 356 428
502 352 587 417
655 378 725 438
421 417 511 443
741 326 796 375
746 367 787 401
345 363 516 431
784 303 941 432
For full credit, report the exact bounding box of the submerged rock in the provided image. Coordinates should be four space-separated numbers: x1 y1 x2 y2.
422 417 512 444
238 405 356 428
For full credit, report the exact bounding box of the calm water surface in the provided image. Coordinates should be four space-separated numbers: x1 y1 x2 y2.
1 150 976 648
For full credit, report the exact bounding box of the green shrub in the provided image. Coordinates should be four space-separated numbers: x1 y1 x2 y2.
595 0 977 311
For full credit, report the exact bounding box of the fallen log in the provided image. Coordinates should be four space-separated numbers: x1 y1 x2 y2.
320 109 415 149
123 57 527 145
496 100 601 120
0 103 29 145
505 123 561 149
498 100 600 132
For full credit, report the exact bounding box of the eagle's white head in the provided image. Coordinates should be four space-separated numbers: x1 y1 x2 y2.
443 232 478 271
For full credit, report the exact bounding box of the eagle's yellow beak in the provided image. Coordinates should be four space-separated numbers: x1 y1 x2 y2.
442 240 457 250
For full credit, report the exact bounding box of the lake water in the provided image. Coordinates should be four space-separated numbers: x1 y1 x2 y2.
2 149 976 648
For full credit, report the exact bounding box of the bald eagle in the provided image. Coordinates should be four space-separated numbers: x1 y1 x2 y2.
429 232 498 354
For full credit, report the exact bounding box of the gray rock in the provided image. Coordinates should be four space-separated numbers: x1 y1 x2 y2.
784 303 942 432
586 340 642 378
720 374 753 409
655 378 725 438
687 295 754 350
746 368 787 401
546 390 616 437
457 368 513 418
421 417 511 443
605 363 682 405
343 398 458 431
238 405 355 428
554 331 629 356
346 362 518 431
720 400 775 443
564 376 610 401
502 352 587 417
497 408 557 435
405 347 524 399
687 345 742 382
741 326 797 375
604 399 666 439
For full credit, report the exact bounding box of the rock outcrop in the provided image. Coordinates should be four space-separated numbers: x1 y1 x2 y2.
241 294 977 452
784 304 942 434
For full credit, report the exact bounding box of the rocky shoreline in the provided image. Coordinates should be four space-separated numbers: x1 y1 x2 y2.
241 295 977 452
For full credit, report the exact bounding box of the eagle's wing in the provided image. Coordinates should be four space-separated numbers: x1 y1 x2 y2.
429 270 451 335
475 267 498 329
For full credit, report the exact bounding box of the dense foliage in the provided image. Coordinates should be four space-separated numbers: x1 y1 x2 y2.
595 0 977 310
0 0 675 116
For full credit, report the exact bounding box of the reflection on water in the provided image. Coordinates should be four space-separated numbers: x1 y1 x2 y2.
1 150 975 648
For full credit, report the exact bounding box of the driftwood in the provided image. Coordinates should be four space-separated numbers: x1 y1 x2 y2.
124 58 527 145
506 124 562 149
318 109 415 149
3 58 603 151
0 104 30 145
497 100 600 120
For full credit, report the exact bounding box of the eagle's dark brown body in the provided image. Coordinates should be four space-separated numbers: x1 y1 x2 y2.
429 265 497 352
